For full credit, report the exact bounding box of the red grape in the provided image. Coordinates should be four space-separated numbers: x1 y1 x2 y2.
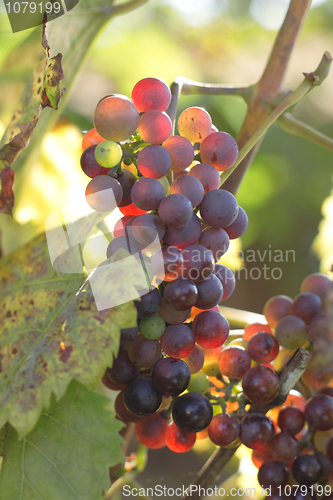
137 145 172 179
177 107 212 143
131 177 165 211
151 245 184 282
172 392 213 433
181 244 215 283
304 394 333 430
85 175 123 212
247 332 279 363
128 334 161 369
163 214 202 249
189 163 220 193
242 365 280 404
208 413 240 446
218 346 251 379
193 310 229 348
263 295 294 329
160 324 195 358
224 206 248 239
135 413 168 449
165 422 196 453
170 175 204 208
131 77 171 112
138 110 172 144
82 128 105 150
300 272 331 303
158 193 193 228
293 292 322 323
200 131 238 171
182 345 205 374
275 315 308 349
164 278 198 311
200 189 239 228
199 227 230 262
240 413 275 450
194 274 223 310
94 94 140 141
80 145 110 178
152 358 191 396
277 406 305 435
162 135 195 171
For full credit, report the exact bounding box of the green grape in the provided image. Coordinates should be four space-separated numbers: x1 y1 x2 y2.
95 141 123 168
157 176 170 196
187 371 210 394
140 314 166 340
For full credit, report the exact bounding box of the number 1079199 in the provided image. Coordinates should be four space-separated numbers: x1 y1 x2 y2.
5 2 61 14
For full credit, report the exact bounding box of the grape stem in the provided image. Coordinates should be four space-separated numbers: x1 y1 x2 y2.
219 51 332 187
181 347 311 500
277 113 333 152
166 79 251 134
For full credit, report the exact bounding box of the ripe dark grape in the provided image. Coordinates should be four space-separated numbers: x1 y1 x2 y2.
291 454 322 485
242 366 280 404
163 214 202 249
172 392 213 433
240 413 275 450
131 177 165 211
160 324 195 358
224 206 248 239
135 288 162 319
85 175 123 212
308 313 332 346
214 264 236 300
115 391 145 423
199 131 238 171
128 334 161 369
189 163 220 193
107 349 140 385
152 358 191 396
258 460 288 490
177 107 212 143
138 110 172 144
293 292 322 323
162 135 195 171
263 295 294 329
132 213 165 246
170 175 204 208
277 406 305 435
218 346 251 379
207 413 240 446
94 94 140 142
193 310 229 348
182 345 205 374
164 278 198 311
269 432 299 462
137 145 172 179
198 227 230 261
117 170 137 207
82 128 105 150
200 189 239 228
165 422 196 453
131 77 171 112
300 272 331 303
181 244 214 283
120 324 139 347
123 377 162 417
135 413 168 449
247 332 279 363
158 193 193 228
151 245 184 282
194 274 223 310
158 298 191 325
275 315 308 349
304 394 333 430
80 145 109 178
102 369 125 391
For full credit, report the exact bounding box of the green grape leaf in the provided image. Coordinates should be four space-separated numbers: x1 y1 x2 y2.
0 229 145 438
0 380 124 500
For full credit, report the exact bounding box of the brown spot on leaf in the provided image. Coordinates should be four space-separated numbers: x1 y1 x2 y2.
29 299 35 306
59 345 73 363
11 347 18 355
6 311 11 318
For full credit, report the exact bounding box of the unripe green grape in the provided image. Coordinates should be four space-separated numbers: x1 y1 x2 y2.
157 176 170 196
140 314 166 340
187 371 210 394
95 141 123 168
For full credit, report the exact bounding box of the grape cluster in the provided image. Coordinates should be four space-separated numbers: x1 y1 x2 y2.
80 78 333 494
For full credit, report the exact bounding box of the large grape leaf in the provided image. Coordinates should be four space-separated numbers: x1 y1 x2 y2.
0 227 146 438
0 380 124 500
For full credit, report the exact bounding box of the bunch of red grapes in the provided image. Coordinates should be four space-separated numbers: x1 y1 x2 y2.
80 77 333 497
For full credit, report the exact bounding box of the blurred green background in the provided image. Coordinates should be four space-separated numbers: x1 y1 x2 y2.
0 0 333 497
